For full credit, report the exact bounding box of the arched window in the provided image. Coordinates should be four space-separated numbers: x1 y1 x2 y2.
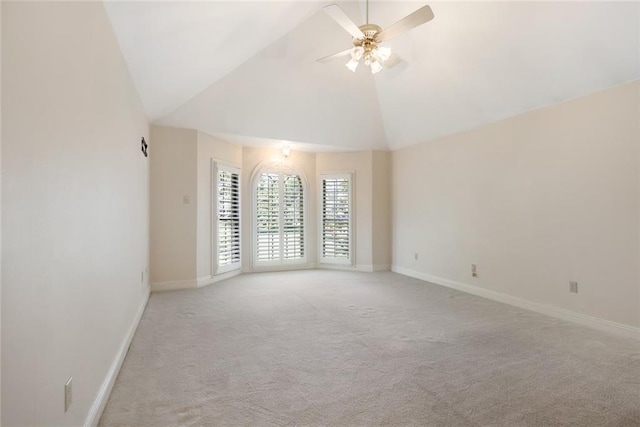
253 163 306 267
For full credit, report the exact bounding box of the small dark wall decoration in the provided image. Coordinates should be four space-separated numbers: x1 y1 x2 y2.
141 137 148 157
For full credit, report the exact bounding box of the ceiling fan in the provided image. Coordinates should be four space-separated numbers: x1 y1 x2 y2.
317 0 434 74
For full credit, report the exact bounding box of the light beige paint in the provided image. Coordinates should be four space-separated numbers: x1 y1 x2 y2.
150 126 198 284
196 131 242 279
2 2 150 425
372 151 391 268
154 140 386 276
242 146 317 271
0 0 3 420
150 126 244 286
392 81 640 328
315 151 392 271
316 151 376 269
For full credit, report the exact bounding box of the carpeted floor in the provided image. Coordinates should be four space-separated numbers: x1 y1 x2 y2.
99 270 640 426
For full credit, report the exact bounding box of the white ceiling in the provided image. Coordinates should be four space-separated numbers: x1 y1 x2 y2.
105 1 640 151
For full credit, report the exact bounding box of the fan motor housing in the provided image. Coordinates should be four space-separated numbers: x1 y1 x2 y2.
354 23 382 45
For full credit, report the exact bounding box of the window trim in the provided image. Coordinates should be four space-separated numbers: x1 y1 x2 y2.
318 171 354 266
251 161 309 269
212 160 241 276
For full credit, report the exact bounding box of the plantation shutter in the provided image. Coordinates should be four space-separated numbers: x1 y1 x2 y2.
216 165 241 274
254 168 306 266
320 174 352 265
256 173 280 262
283 174 304 260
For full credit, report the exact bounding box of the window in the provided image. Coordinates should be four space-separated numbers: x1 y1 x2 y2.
319 173 353 265
254 166 306 266
215 163 241 274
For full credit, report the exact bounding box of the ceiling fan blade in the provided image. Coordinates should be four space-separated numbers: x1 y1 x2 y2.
323 4 365 40
383 54 402 68
376 5 434 43
317 48 352 63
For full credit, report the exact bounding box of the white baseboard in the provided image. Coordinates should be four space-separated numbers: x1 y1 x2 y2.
391 265 640 340
243 264 317 274
316 263 360 272
84 290 150 427
197 269 242 288
150 279 197 292
197 275 213 287
316 264 390 273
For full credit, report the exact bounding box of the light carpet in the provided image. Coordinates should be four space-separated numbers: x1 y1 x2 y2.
99 270 640 426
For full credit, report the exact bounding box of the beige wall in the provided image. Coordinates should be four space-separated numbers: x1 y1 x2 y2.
150 142 389 276
2 2 150 425
316 151 391 271
152 140 387 278
196 131 242 280
150 126 198 285
150 127 244 287
242 146 317 271
315 151 392 271
0 0 3 420
392 81 640 328
372 151 391 268
316 151 373 269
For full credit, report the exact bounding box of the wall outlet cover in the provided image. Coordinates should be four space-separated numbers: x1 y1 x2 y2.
570 281 578 293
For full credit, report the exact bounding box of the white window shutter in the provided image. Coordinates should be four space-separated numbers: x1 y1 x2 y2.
320 174 352 265
283 174 304 260
254 169 306 266
256 173 280 262
216 164 241 274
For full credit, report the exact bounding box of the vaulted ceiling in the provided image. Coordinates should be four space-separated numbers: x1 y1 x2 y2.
105 1 640 151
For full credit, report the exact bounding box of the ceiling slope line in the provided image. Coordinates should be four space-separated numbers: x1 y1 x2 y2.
153 2 326 124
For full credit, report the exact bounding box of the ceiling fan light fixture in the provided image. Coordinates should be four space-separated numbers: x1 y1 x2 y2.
317 0 433 74
363 52 372 66
318 2 434 73
346 58 359 72
370 59 383 74
351 46 364 61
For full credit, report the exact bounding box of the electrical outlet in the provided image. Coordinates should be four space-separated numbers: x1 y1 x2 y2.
471 264 477 277
570 281 578 293
65 377 72 412
183 195 190 204
414 253 418 260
